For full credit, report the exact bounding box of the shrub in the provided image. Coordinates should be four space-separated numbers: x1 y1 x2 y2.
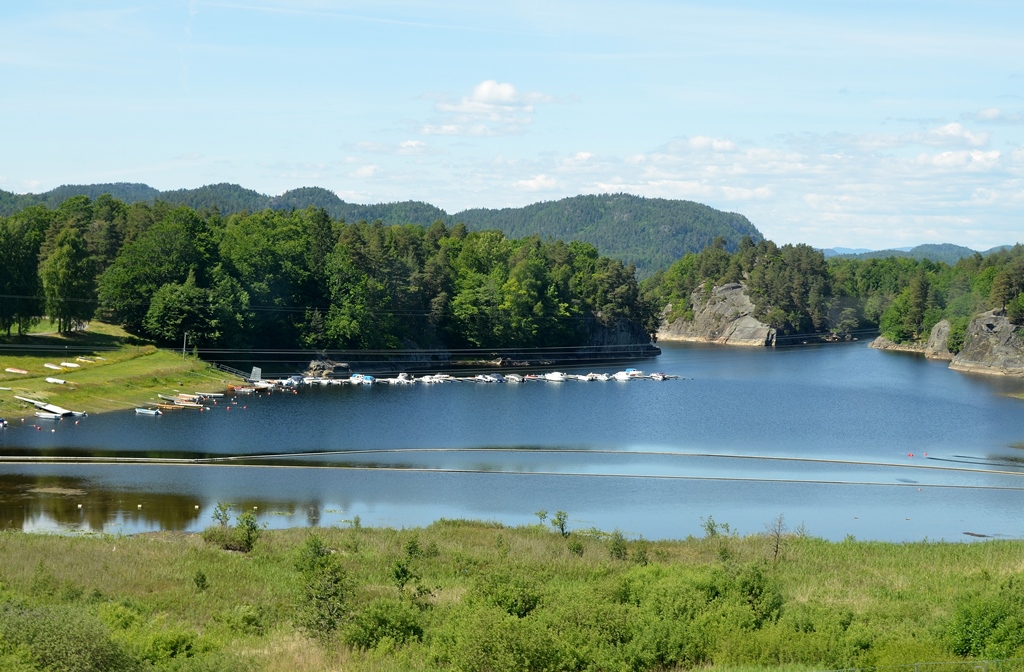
432 606 565 672
608 531 628 561
0 602 140 672
947 578 1024 658
472 571 542 618
344 598 423 649
295 535 352 639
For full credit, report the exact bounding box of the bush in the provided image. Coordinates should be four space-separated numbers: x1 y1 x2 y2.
295 535 352 639
0 602 140 672
344 598 423 649
432 606 565 672
947 577 1024 658
472 571 541 618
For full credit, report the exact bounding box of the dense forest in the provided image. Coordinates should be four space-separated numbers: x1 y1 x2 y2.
0 184 762 276
644 237 1024 349
0 195 660 351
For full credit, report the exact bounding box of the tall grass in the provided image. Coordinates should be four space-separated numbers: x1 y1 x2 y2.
2 521 1024 671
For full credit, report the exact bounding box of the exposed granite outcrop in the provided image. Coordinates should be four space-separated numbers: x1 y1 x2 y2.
868 336 926 354
657 283 775 347
950 311 1024 376
925 319 954 361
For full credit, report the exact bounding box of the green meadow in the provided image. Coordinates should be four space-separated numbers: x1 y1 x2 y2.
1 515 1023 671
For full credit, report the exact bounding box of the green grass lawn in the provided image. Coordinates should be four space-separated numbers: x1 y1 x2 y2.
0 322 239 415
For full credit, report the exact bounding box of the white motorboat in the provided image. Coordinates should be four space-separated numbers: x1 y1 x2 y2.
505 373 524 383
612 371 631 381
35 411 62 420
135 407 162 415
543 371 566 382
349 373 375 385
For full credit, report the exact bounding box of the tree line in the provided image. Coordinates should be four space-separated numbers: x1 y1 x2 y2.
0 195 660 350
643 237 1024 350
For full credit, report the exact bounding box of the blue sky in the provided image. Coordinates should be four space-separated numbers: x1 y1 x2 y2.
2 1 1022 250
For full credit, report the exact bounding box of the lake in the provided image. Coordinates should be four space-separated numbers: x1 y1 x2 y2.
2 341 1024 541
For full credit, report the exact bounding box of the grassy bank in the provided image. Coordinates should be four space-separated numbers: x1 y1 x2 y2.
1 519 1023 671
0 322 240 416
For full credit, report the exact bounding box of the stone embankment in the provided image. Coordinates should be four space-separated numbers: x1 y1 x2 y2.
657 283 775 347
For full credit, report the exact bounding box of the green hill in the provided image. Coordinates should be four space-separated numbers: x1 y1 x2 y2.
0 184 761 274
454 193 761 276
829 243 1002 265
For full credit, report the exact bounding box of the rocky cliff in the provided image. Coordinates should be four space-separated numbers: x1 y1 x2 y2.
657 283 776 347
925 319 954 361
950 311 1024 376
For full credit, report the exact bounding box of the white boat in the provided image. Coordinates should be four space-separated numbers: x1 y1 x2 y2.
135 407 162 415
349 373 375 385
506 374 524 383
650 372 667 381
543 371 566 382
612 371 631 381
45 377 67 385
4 367 28 374
35 411 62 420
59 362 80 368
44 363 63 370
626 368 645 378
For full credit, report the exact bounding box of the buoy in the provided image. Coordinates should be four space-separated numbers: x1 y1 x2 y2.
908 453 913 457
137 504 142 509
194 505 200 509
243 405 246 409
75 421 79 425
77 504 82 509
51 429 56 433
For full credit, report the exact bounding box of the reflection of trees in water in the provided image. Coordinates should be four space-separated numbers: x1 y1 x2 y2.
0 474 203 532
0 474 349 532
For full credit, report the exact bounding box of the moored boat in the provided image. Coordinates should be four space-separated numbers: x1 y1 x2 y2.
35 411 62 420
135 407 162 415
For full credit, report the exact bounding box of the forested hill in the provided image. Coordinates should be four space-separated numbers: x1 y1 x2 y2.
455 193 761 276
0 184 760 275
823 243 1008 265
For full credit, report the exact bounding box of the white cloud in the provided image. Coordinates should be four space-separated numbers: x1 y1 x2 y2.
350 164 379 179
915 149 1000 170
423 80 555 137
513 174 558 191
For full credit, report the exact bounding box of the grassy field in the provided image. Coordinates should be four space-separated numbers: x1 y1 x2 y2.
1 519 1023 671
0 322 240 416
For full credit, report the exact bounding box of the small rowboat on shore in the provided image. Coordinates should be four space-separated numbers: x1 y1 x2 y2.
4 368 28 375
135 408 162 416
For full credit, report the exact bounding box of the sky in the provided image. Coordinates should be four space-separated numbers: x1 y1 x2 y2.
1 1 1022 251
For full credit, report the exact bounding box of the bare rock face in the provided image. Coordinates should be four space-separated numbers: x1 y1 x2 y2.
657 283 775 347
950 311 1024 376
869 336 925 353
925 319 953 361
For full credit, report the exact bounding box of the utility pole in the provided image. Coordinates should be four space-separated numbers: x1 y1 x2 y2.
182 332 187 359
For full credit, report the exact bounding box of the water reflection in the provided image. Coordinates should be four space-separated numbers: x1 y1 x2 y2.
2 341 1024 540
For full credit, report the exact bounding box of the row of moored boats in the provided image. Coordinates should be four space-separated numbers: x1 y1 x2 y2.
292 368 676 386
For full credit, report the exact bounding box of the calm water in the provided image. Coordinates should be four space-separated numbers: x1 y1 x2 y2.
2 341 1024 541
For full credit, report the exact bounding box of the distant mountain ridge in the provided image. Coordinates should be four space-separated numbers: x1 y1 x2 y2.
822 243 1009 264
0 182 762 275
